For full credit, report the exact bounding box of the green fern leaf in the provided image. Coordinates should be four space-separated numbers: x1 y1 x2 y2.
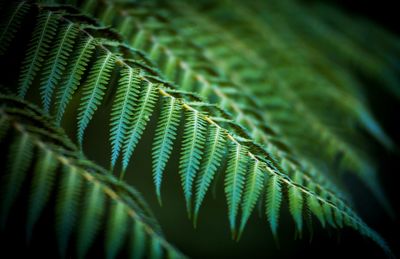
105 201 128 259
307 192 326 228
0 131 33 228
27 147 58 241
77 52 115 146
0 1 30 55
334 204 344 228
266 174 282 238
131 222 146 259
287 170 304 234
152 96 181 204
122 82 158 173
110 67 141 168
39 23 78 113
288 185 304 234
150 238 163 259
238 159 264 239
322 197 336 227
164 55 178 80
77 181 104 259
54 36 95 124
224 143 248 237
56 164 82 257
18 11 59 98
131 29 147 49
194 125 226 224
179 110 207 216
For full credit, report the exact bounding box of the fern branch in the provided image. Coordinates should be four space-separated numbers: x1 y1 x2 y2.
0 3 394 256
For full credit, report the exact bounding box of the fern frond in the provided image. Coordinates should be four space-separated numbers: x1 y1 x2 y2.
152 96 181 204
54 36 95 124
0 2 396 256
179 109 207 216
164 0 392 212
122 81 158 174
105 201 128 259
0 1 30 55
131 221 146 258
266 174 282 238
39 22 78 113
18 11 59 98
288 185 304 234
224 142 249 237
0 96 186 259
321 191 336 228
150 238 163 259
56 163 82 256
306 187 326 228
194 125 226 224
27 148 58 241
120 1 354 213
110 67 141 168
238 159 264 239
76 181 104 259
0 130 33 228
77 52 115 146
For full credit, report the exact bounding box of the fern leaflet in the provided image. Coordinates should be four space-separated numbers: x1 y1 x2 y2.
238 159 265 239
18 11 59 98
224 142 248 237
39 23 78 113
194 125 225 224
110 67 141 168
0 1 30 55
77 181 104 259
288 185 304 234
179 110 207 216
56 164 82 257
105 201 128 259
0 131 33 228
55 36 95 124
131 222 146 258
306 191 326 228
152 96 181 204
122 81 158 173
266 174 282 238
27 147 58 241
77 52 115 146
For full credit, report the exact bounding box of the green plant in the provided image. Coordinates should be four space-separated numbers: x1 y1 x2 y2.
0 95 185 258
0 0 398 258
